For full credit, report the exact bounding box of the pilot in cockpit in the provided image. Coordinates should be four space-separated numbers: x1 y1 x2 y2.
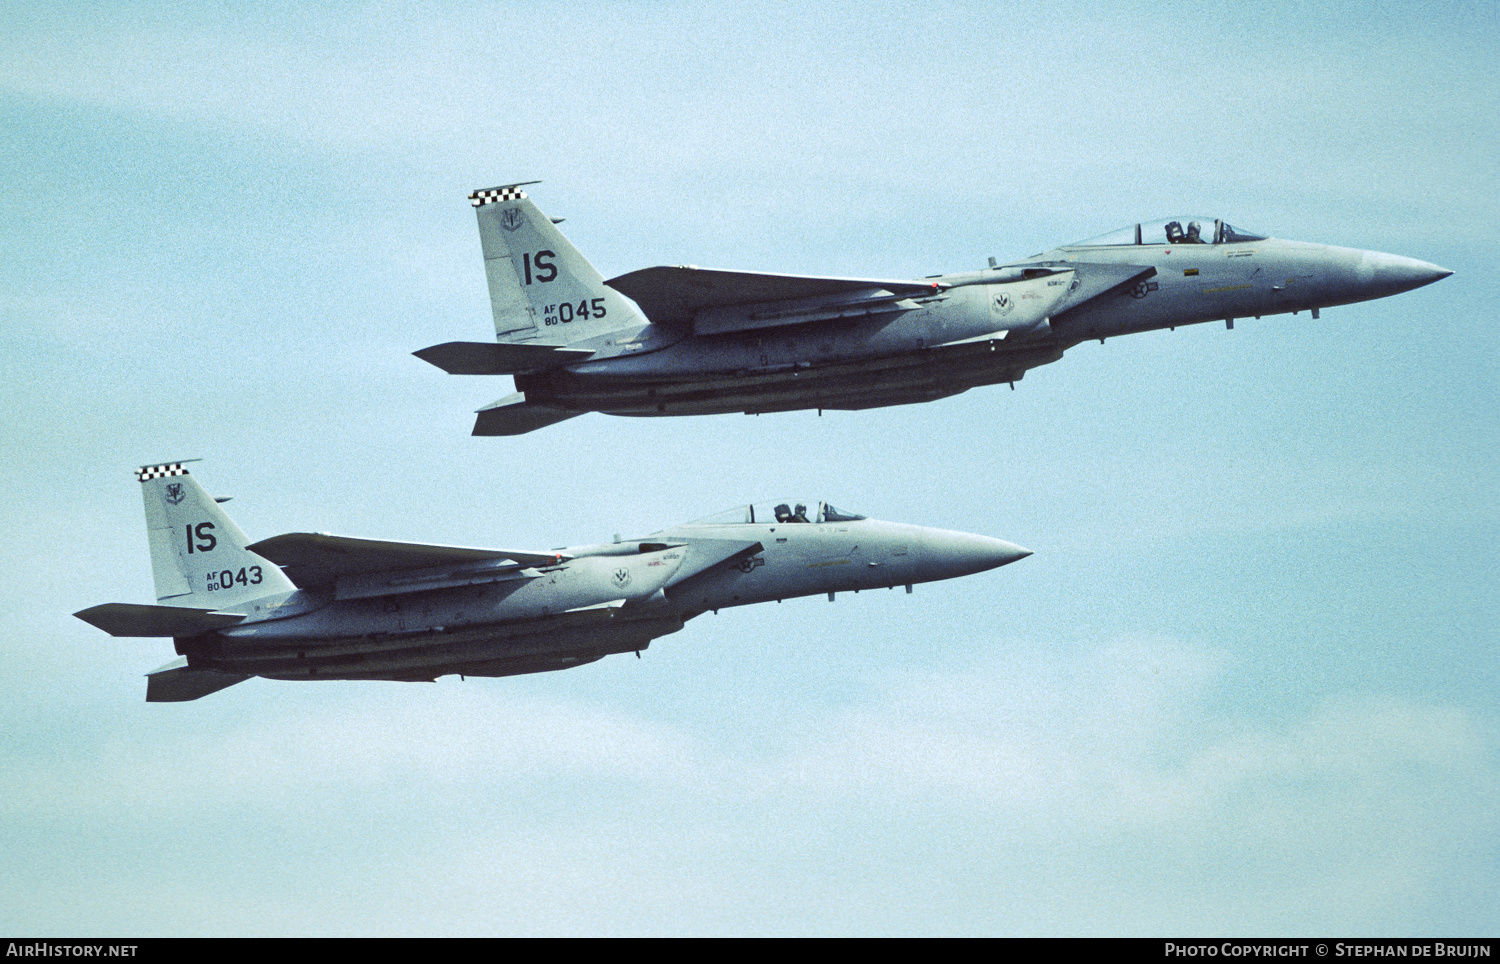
1165 220 1206 244
774 503 812 523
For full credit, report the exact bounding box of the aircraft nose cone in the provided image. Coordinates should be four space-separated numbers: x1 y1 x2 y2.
1360 250 1453 296
925 531 1032 576
986 538 1033 568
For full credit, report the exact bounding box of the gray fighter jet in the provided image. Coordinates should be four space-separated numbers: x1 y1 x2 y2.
417 186 1452 435
75 463 1030 701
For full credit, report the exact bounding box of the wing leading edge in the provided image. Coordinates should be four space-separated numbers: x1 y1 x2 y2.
247 533 569 591
606 265 939 329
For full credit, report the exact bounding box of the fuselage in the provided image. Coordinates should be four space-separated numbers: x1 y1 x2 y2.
654 510 1025 611
1031 232 1451 344
433 190 1454 434
511 218 1449 419
176 506 1029 683
517 270 1076 415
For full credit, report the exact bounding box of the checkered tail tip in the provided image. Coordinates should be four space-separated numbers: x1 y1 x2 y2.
469 183 534 207
137 462 193 482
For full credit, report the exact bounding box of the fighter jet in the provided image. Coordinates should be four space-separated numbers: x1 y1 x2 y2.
416 185 1452 435
75 463 1030 701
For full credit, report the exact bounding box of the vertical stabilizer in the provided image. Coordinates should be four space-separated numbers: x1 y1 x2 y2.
137 462 295 607
470 183 645 344
146 658 249 702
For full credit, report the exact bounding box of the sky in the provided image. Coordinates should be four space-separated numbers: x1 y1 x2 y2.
1 0 1496 937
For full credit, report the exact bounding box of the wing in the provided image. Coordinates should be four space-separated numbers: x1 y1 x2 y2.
606 265 940 331
247 532 568 591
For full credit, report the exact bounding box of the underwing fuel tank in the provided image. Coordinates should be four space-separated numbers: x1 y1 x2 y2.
75 465 1032 701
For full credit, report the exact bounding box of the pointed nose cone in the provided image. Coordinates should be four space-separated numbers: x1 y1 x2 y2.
924 530 1033 578
986 538 1033 568
1360 250 1453 297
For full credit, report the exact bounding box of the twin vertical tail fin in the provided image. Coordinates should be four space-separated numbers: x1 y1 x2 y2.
137 462 295 609
470 183 646 345
75 462 294 700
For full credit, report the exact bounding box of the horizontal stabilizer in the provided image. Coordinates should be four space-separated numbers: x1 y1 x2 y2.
247 532 568 589
414 341 594 375
74 603 246 637
472 392 582 436
607 265 939 327
146 658 249 702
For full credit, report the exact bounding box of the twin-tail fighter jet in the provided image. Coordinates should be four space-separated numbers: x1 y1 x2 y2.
75 463 1030 701
417 184 1451 435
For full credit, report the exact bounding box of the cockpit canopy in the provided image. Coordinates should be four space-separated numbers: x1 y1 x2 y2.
689 501 868 525
1066 217 1268 247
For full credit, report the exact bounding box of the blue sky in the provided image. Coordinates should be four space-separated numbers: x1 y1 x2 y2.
1 0 1495 936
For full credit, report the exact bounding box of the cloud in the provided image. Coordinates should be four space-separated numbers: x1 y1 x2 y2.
4 635 1491 933
770 638 1495 827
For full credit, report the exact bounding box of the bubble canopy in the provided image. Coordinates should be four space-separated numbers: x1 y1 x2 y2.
1066 217 1268 247
686 501 868 525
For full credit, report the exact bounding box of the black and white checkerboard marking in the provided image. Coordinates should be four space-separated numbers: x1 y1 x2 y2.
137 463 191 482
469 185 529 207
